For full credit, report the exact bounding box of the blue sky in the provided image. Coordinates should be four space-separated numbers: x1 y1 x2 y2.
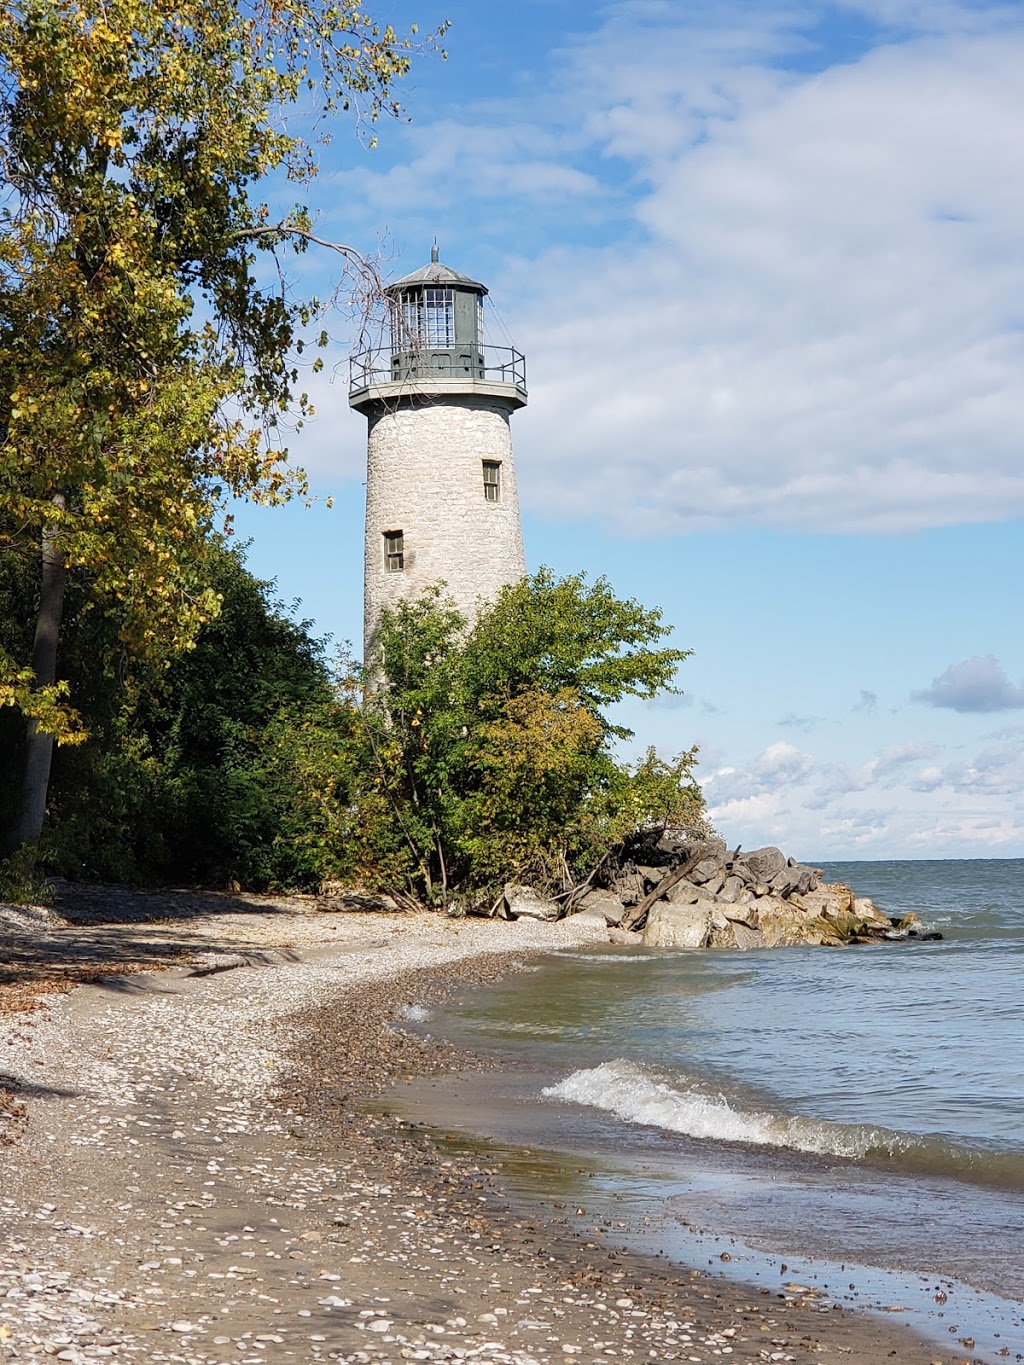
233 0 1024 861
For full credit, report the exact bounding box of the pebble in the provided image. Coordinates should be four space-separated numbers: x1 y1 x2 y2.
0 905 954 1365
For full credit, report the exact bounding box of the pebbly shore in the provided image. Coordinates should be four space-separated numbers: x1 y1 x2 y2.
0 896 974 1365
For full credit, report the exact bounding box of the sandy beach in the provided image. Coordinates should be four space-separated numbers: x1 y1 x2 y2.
0 891 974 1364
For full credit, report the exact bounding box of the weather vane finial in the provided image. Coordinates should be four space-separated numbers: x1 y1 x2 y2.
431 240 439 263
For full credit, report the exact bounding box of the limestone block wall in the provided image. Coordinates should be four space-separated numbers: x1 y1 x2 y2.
363 395 526 657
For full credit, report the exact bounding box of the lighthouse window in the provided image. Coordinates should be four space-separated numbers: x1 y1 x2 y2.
401 288 454 348
482 461 501 502
383 530 405 572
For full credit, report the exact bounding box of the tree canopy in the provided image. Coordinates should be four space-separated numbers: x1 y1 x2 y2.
2 562 706 904
0 0 441 850
350 574 706 906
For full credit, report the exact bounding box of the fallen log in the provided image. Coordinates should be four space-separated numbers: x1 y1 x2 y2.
619 841 717 932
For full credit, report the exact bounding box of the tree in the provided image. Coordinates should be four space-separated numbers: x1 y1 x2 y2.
1 537 352 888
351 573 706 906
42 540 339 885
0 0 442 853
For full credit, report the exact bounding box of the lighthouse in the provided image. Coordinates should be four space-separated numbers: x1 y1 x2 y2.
349 247 527 661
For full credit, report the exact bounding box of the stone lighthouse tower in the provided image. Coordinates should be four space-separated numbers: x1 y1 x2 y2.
349 247 527 660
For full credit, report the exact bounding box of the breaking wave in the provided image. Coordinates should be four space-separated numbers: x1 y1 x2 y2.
542 1060 1024 1189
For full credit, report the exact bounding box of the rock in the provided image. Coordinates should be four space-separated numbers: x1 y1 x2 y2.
643 901 711 949
716 874 746 904
665 880 705 906
606 926 636 944
503 884 560 921
754 895 846 947
708 917 738 948
739 846 787 882
898 911 925 930
610 868 646 905
767 864 816 898
731 921 765 950
787 888 824 916
852 896 891 928
724 901 759 929
579 890 627 926
634 865 664 888
822 881 855 915
689 855 725 885
569 908 612 930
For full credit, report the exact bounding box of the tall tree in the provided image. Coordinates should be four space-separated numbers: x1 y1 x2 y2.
355 575 705 905
0 0 441 852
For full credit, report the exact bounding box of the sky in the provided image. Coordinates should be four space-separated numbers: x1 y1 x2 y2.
232 0 1024 862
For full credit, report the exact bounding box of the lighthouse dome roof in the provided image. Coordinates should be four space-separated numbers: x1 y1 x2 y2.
387 254 488 296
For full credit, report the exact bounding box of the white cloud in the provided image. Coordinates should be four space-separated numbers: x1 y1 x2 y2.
913 654 1024 712
295 2 1024 536
699 726 1022 855
518 15 1024 533
917 726 1024 794
705 739 817 807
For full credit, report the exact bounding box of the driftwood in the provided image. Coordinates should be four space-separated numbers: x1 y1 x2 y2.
619 842 716 931
187 957 249 978
557 850 614 914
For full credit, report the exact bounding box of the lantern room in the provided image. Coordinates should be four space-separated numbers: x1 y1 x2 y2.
349 246 526 409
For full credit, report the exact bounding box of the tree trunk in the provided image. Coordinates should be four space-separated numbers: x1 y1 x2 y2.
3 495 67 857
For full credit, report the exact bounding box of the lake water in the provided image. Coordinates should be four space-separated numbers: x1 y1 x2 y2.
393 859 1024 1360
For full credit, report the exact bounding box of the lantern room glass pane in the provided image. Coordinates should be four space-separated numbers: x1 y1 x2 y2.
400 288 454 347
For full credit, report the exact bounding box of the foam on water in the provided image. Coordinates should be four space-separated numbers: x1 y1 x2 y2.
397 1004 433 1022
542 1059 1024 1190
543 1059 889 1158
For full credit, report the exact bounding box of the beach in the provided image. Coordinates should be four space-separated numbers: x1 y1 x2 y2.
0 892 975 1364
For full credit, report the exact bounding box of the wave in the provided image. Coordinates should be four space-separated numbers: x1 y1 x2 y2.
397 1004 433 1022
542 1060 1024 1190
552 952 659 964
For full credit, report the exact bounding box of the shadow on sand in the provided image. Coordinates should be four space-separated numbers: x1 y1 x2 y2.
0 881 303 1004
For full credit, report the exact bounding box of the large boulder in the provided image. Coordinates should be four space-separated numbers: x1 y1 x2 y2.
723 900 759 929
579 889 627 926
739 846 787 883
568 907 612 931
753 894 847 947
643 900 712 949
852 896 891 929
716 874 747 904
788 884 855 921
767 864 818 898
504 885 560 921
731 921 766 950
666 879 707 906
689 854 725 885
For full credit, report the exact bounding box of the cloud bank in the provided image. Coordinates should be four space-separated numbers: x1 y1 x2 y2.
303 0 1024 539
702 725 1024 856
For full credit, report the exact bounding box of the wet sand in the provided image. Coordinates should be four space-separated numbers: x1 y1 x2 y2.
0 897 978 1364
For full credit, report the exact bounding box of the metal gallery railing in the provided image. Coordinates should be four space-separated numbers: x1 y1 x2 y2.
349 343 527 396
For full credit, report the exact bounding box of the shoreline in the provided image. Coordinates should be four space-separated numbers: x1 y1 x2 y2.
0 900 978 1364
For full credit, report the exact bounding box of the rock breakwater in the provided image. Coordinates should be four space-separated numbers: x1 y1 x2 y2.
563 835 939 950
